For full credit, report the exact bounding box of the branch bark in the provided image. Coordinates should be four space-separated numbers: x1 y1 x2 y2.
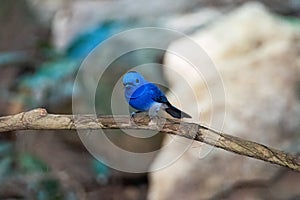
0 108 299 171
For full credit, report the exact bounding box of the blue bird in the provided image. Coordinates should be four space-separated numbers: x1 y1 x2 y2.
122 71 191 119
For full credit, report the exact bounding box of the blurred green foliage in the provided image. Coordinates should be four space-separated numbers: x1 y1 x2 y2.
282 15 300 25
17 21 125 109
0 52 29 66
18 152 48 174
0 142 13 179
33 179 64 200
20 59 79 107
66 21 125 59
0 141 68 199
92 159 110 185
0 20 125 198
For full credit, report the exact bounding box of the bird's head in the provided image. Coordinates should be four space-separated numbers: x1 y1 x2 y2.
122 71 146 88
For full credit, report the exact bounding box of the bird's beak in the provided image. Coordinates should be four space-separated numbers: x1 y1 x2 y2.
123 82 134 88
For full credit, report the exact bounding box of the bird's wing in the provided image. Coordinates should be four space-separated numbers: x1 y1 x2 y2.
153 94 168 103
146 83 192 119
145 83 169 104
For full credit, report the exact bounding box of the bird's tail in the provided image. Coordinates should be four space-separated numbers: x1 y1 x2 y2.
165 103 192 119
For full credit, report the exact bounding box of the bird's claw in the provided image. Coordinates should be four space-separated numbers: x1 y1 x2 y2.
130 111 138 118
130 111 143 119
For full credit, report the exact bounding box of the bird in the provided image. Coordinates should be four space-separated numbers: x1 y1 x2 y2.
122 71 191 119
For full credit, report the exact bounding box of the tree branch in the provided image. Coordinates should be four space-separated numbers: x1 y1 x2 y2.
0 108 299 171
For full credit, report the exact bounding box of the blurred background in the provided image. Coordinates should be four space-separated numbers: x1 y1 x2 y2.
0 0 300 199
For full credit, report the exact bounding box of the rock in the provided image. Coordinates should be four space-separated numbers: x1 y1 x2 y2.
148 2 300 200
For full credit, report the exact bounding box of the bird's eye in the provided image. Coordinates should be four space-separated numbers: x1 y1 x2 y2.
136 79 139 83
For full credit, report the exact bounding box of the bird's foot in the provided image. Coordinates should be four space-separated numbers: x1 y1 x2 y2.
130 112 136 118
130 111 143 119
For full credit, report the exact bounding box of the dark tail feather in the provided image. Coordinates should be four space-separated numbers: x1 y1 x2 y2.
165 103 192 119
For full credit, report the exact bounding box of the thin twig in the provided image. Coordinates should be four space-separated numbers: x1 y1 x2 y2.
0 108 299 171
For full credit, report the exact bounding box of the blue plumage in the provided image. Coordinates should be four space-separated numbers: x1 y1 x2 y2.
122 71 191 119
